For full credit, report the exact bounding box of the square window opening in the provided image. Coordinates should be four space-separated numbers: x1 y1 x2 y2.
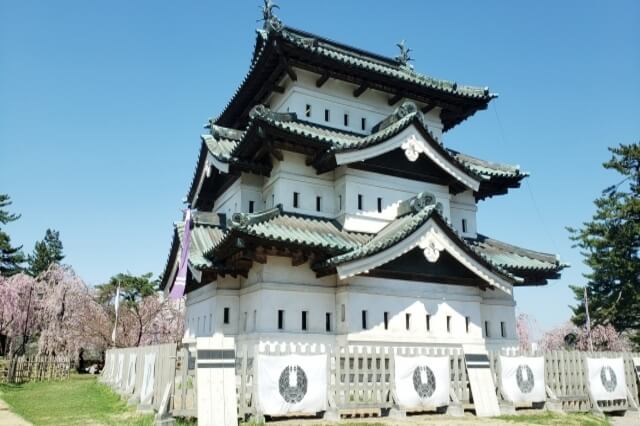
293 192 299 208
377 197 383 213
249 200 255 213
462 219 468 233
316 196 322 212
324 109 330 122
426 314 431 332
278 310 285 330
446 315 451 333
405 313 411 330
361 117 366 131
485 321 490 338
302 311 308 331
358 194 363 210
465 316 470 333
326 312 332 332
343 113 349 127
305 104 312 117
361 310 368 329
223 307 230 324
501 321 506 338
384 312 389 330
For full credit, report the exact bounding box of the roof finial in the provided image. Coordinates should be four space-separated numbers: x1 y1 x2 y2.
258 0 283 33
395 40 413 69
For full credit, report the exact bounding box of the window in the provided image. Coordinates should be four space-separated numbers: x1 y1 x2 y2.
305 104 312 117
446 315 451 333
223 307 230 324
271 193 275 207
324 109 330 122
325 313 332 332
465 316 470 333
462 219 468 233
358 194 363 210
361 310 368 329
316 196 321 212
426 314 431 332
384 312 389 330
249 200 255 213
361 117 366 131
343 113 349 127
485 321 490 338
243 312 248 332
278 310 285 330
253 310 257 331
405 313 411 330
501 321 506 338
293 192 299 208
377 197 383 213
338 195 342 210
301 311 308 331
341 304 345 322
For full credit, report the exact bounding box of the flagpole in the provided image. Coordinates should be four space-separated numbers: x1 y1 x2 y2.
584 287 593 352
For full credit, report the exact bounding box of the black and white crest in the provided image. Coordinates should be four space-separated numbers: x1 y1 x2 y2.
516 365 535 393
412 365 436 399
600 366 617 392
278 365 308 403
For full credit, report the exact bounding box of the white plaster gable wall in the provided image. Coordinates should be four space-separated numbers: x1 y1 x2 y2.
184 283 216 342
450 190 478 237
268 69 444 139
213 174 265 217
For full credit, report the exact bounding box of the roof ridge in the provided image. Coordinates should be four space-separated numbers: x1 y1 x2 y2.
472 233 562 264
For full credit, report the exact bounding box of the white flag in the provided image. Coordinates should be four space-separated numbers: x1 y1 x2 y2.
111 283 120 344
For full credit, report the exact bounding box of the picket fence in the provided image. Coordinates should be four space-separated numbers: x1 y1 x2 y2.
1 356 71 384
104 342 640 422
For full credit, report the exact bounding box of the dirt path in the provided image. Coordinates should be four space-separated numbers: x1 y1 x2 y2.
0 398 31 426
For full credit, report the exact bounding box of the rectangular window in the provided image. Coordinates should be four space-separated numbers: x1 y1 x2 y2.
249 200 255 213
301 311 308 331
377 197 383 213
361 310 368 329
446 315 451 333
485 321 490 338
343 113 349 127
271 193 274 207
341 304 345 322
384 312 389 330
293 192 299 208
253 310 257 331
466 316 470 333
405 313 411 330
426 314 431 332
305 104 312 117
358 194 363 210
462 219 468 233
278 310 285 330
223 307 230 324
316 196 321 212
324 109 330 122
501 321 506 338
338 195 342 210
361 117 366 131
325 313 331 332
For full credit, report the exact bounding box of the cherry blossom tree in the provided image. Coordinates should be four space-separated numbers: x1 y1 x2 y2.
539 321 631 352
515 313 531 351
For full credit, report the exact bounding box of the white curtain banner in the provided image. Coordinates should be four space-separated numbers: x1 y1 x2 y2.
257 353 327 416
126 353 137 394
140 353 157 404
394 355 450 409
499 356 545 403
586 357 626 401
633 358 640 383
115 353 125 387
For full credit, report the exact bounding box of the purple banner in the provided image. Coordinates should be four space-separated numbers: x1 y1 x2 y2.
169 209 192 299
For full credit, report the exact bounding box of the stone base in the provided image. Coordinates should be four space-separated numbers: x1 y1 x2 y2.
499 402 516 415
155 417 176 426
388 407 406 418
446 403 464 417
545 400 563 413
323 408 340 421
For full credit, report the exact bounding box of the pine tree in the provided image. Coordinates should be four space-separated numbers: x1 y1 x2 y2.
568 142 640 348
28 229 65 277
0 194 25 276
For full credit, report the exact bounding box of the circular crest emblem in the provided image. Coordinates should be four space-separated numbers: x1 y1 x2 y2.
278 365 307 403
516 365 535 393
600 366 617 392
412 365 436 399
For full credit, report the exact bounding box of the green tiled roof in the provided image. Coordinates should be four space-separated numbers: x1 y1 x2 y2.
177 212 226 269
279 26 493 100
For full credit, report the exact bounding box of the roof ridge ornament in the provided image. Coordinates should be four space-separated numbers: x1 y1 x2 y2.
395 40 414 70
259 0 283 33
249 104 297 122
371 101 424 133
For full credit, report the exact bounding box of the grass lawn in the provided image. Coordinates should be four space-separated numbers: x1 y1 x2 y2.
497 411 610 426
0 374 162 425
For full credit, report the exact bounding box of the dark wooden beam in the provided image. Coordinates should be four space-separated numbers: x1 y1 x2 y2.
421 104 436 114
353 84 368 98
388 94 402 106
273 85 285 94
291 250 307 266
316 72 330 87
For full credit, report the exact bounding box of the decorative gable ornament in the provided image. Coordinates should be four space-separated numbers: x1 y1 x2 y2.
401 134 427 162
418 228 444 263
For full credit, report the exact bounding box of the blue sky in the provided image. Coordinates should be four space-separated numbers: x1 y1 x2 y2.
1 1 639 334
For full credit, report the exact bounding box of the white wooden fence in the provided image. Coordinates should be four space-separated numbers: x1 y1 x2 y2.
101 343 177 413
